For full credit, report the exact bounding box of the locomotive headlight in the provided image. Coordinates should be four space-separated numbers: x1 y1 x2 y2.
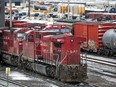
19 42 22 45
57 39 64 43
70 39 73 43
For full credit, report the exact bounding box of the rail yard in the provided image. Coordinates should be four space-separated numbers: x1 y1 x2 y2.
0 0 116 87
0 54 116 87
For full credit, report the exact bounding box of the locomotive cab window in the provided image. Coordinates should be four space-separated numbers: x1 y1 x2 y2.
36 32 41 39
61 29 70 33
49 29 59 32
28 35 34 42
17 33 25 40
54 42 62 48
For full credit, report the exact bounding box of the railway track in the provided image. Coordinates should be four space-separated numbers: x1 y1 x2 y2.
17 69 97 87
86 57 116 67
81 53 116 79
0 83 6 87
0 75 29 87
0 65 98 87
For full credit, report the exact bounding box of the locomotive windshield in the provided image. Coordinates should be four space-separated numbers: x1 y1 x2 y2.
50 29 59 32
17 33 25 39
48 29 70 33
61 29 70 33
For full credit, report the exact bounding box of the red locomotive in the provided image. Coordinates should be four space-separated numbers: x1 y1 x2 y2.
0 24 87 82
74 21 116 56
22 30 87 82
1 27 28 65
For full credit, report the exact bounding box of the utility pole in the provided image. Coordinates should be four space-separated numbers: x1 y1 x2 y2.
0 0 5 27
67 0 70 20
9 0 12 28
22 0 26 7
28 0 30 17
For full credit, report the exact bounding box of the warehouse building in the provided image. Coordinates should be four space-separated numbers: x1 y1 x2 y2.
5 0 26 6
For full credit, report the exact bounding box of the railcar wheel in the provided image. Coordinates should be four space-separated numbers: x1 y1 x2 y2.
109 51 114 56
98 49 102 55
105 49 110 56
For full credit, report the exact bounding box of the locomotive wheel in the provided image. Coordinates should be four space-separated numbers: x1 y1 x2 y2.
46 66 51 76
20 57 25 69
46 66 56 78
25 62 33 71
11 56 18 66
50 66 56 77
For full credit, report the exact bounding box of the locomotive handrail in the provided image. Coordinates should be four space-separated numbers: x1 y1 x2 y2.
80 53 87 65
58 52 68 66
55 52 68 78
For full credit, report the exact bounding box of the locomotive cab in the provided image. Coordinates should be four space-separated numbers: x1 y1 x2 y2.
13 28 27 55
41 34 87 82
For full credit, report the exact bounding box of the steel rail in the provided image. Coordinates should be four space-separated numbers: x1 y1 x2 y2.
82 55 116 78
82 56 116 67
0 75 29 87
0 83 7 87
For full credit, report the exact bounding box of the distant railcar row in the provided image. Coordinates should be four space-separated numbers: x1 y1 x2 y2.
86 12 116 20
5 19 116 56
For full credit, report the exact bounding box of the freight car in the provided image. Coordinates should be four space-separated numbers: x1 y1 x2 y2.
0 24 87 82
86 12 116 21
5 20 46 28
74 21 116 56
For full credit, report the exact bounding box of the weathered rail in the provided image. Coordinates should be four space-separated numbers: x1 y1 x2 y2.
81 53 116 79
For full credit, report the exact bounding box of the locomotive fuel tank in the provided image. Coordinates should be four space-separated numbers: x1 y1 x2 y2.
103 29 116 52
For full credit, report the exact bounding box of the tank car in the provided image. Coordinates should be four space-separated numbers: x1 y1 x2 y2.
102 29 116 55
